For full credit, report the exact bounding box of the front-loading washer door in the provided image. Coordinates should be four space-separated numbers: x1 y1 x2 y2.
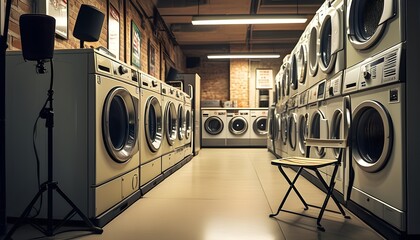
145 95 163 152
297 44 308 85
288 113 298 151
298 113 309 155
185 109 192 140
290 54 299 91
165 101 177 146
308 21 319 77
347 0 396 50
330 108 343 159
319 6 342 73
352 100 393 172
204 116 224 135
253 116 267 136
280 115 288 145
309 109 328 157
229 116 248 135
177 105 185 140
102 87 138 163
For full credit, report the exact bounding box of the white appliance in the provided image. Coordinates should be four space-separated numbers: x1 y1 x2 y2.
250 109 268 147
6 49 140 226
226 109 251 146
307 2 329 89
286 95 299 158
318 0 346 78
201 108 227 147
139 72 163 186
346 0 404 69
307 80 329 178
297 90 309 157
343 44 405 230
160 83 178 172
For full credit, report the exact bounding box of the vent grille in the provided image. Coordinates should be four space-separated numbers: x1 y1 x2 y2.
383 51 397 78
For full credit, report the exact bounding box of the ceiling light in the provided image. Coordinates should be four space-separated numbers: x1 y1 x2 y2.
192 15 307 25
207 53 281 59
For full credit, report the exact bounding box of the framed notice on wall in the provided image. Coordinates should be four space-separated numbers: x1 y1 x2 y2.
108 4 120 59
38 0 68 39
148 39 157 77
256 68 273 89
131 20 141 69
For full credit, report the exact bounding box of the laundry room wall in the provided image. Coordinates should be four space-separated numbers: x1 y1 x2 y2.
5 0 185 76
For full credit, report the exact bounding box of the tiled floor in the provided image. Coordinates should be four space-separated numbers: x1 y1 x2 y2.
6 148 384 240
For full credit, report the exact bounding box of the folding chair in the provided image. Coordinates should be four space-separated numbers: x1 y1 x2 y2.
269 138 351 231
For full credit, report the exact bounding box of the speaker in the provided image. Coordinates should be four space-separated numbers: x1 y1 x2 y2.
186 57 200 68
73 4 105 46
19 14 55 61
166 66 178 81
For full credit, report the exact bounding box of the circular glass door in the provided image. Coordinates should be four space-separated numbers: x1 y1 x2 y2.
298 113 309 155
309 110 328 157
102 87 138 163
319 15 334 72
352 100 392 172
253 117 267 136
288 113 297 150
229 116 248 135
290 54 298 91
145 96 163 152
308 22 319 76
205 116 223 135
185 109 192 140
280 114 288 145
297 44 308 84
177 105 185 140
330 109 343 159
165 101 177 146
347 0 392 50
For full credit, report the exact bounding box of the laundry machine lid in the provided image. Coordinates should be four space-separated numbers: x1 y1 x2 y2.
352 100 392 172
145 95 163 152
229 116 248 135
165 101 177 145
102 87 138 163
204 116 224 135
347 0 396 50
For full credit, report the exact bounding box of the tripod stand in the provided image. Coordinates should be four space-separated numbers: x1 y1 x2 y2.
5 60 103 239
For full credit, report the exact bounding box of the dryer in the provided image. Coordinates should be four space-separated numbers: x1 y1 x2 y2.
6 49 140 226
250 109 268 147
201 108 227 147
139 72 163 186
287 95 299 158
226 109 251 146
346 0 405 69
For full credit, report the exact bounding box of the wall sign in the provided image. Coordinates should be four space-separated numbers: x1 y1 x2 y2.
256 68 273 89
38 0 68 39
148 39 157 77
131 20 141 69
108 4 120 59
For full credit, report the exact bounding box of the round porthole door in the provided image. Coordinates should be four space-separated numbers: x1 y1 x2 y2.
102 87 138 163
296 43 308 85
298 113 309 155
185 109 192 140
308 20 320 77
288 113 298 151
205 116 224 135
229 116 248 135
352 100 393 172
177 105 185 140
330 108 343 159
145 96 163 152
164 101 177 146
309 110 328 157
347 0 396 50
253 117 267 136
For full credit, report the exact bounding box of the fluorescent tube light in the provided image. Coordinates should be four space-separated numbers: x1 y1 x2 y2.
207 53 281 59
192 15 307 25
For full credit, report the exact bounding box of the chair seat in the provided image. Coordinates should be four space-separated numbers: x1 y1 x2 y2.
271 157 338 168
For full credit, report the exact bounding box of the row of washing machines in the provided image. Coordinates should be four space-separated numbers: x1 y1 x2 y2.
5 49 193 227
201 108 268 147
267 0 414 237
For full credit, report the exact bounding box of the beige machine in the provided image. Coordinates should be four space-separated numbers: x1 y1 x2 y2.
201 108 227 147
297 90 309 157
161 83 178 172
286 95 299 158
6 49 140 226
183 95 193 157
250 109 268 147
226 109 251 146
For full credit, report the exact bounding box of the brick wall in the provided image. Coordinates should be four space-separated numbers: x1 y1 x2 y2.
230 59 249 107
5 0 185 74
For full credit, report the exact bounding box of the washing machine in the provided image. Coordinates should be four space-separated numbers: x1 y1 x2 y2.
323 72 346 195
342 44 405 230
201 108 227 147
226 109 251 146
318 0 346 78
250 109 268 147
6 49 140 225
161 82 178 157
307 80 329 177
307 2 329 89
267 104 277 154
139 72 163 186
297 90 309 157
184 94 193 156
287 95 299 158
346 0 405 69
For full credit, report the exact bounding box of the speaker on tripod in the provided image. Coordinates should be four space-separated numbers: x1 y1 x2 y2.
73 4 105 48
4 14 102 239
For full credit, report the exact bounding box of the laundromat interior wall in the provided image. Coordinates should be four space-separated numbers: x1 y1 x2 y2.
5 0 186 77
6 0 289 107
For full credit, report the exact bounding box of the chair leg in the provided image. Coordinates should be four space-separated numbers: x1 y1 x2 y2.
269 167 308 218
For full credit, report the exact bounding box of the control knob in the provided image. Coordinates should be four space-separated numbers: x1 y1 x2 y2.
118 65 128 75
363 70 371 80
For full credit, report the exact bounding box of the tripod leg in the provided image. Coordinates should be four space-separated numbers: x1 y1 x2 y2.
54 185 103 234
4 187 47 239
